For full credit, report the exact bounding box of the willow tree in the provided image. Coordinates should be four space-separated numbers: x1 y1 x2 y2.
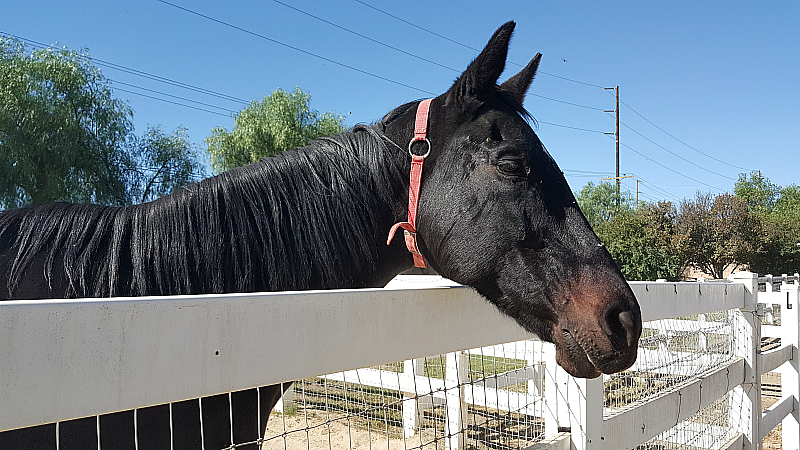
205 87 345 174
0 36 203 208
0 37 134 207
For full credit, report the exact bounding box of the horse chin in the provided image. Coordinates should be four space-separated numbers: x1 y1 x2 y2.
553 325 640 378
555 330 602 378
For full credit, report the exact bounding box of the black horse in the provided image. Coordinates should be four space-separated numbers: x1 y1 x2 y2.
0 22 641 450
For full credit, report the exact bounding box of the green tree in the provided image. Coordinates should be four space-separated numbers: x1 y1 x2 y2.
750 184 800 275
575 181 634 229
732 172 800 275
734 171 780 216
677 192 763 279
127 126 205 203
205 87 346 174
575 181 682 281
598 202 683 281
774 185 800 217
0 37 134 207
0 36 205 208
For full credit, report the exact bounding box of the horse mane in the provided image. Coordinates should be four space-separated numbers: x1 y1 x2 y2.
0 124 408 299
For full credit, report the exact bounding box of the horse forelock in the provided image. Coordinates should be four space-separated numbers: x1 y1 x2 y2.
0 125 407 300
495 88 534 124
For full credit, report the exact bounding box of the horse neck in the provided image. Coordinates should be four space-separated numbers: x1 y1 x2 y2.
190 126 415 293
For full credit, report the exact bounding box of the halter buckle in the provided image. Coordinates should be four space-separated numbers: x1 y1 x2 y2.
403 230 423 257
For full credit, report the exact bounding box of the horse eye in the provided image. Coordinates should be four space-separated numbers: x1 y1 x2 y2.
497 160 526 176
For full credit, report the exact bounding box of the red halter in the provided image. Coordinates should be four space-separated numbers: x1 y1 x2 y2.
386 98 432 268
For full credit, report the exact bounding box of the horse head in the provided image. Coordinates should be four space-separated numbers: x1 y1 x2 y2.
383 22 641 378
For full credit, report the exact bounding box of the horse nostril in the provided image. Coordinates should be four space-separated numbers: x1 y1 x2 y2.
618 310 637 348
605 307 638 350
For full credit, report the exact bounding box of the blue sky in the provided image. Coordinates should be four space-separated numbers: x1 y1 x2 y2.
2 0 798 203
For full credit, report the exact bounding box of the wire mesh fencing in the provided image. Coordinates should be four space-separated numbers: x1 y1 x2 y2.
605 311 736 413
260 340 547 450
603 309 745 450
260 308 751 450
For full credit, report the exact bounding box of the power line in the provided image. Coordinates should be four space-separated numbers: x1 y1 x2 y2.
351 0 606 88
12 7 738 184
113 88 232 118
6 32 250 107
635 178 683 202
564 169 683 203
620 120 737 181
164 2 609 113
621 178 680 203
539 121 606 134
337 3 736 195
112 80 238 114
7 18 739 192
269 0 460 74
640 187 682 204
94 60 249 105
4 33 244 118
619 179 659 203
155 0 437 96
643 180 713 190
606 91 754 173
529 93 605 111
564 172 612 179
271 1 613 112
6 25 734 204
563 169 613 175
537 71 605 89
7 31 605 136
613 136 726 192
352 0 476 52
154 2 612 120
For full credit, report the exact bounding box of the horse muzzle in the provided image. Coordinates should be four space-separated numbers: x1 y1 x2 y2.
552 283 642 378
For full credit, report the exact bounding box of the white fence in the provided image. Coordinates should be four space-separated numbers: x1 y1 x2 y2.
1 273 799 449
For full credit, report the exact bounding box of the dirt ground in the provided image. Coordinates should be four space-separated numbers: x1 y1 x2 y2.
261 412 443 450
259 397 783 450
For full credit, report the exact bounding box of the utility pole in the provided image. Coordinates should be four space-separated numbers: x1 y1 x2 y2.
604 86 620 205
601 174 633 207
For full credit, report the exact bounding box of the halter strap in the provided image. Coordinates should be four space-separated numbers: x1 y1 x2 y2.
387 98 433 268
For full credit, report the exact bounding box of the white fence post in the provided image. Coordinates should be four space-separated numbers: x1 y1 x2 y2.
565 375 604 450
779 280 799 450
698 313 708 351
543 343 576 441
729 271 761 449
526 340 545 426
765 275 774 292
542 342 602 450
445 351 468 450
402 359 425 438
271 383 294 414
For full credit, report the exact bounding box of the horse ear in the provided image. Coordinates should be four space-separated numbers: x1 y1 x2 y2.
499 53 541 104
445 21 515 108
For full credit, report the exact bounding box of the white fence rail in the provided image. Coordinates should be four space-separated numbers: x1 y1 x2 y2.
0 277 533 433
1 273 799 449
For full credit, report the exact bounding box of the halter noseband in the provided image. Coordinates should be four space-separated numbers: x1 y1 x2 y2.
386 98 432 268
